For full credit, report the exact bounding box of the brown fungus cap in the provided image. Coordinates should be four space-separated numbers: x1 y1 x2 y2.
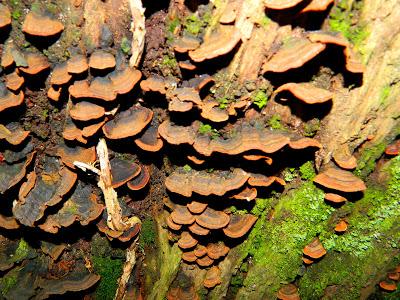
47 86 61 102
68 80 92 99
385 141 400 156
182 251 197 263
303 238 326 259
263 37 326 73
243 154 273 165
89 77 117 101
67 55 89 74
264 0 305 9
127 165 150 191
179 60 196 71
188 223 210 236
248 174 276 187
200 100 229 123
5 72 24 92
173 36 201 53
289 137 322 149
0 152 35 194
189 25 241 62
168 97 194 112
0 215 20 230
300 0 334 13
335 220 348 233
89 50 116 70
187 201 208 214
140 76 169 94
134 124 164 152
277 284 300 300
206 243 229 260
0 124 30 146
0 89 24 113
19 52 50 75
343 47 365 74
203 266 222 289
0 4 11 29
196 255 214 267
314 167 366 193
110 67 142 95
178 231 198 249
110 158 141 188
187 155 205 165
57 144 96 169
194 245 207 257
324 193 347 204
69 101 105 122
62 121 88 144
275 82 333 104
231 187 258 201
195 207 230 230
170 206 195 225
307 30 350 47
379 280 397 292
165 168 249 197
22 12 64 37
158 120 196 146
103 106 153 139
50 62 72 86
223 214 258 238
333 146 358 170
166 215 182 231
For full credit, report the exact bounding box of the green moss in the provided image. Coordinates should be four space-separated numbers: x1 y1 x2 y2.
161 55 178 69
235 182 335 298
11 9 21 20
252 90 268 109
229 206 248 215
120 37 131 55
217 97 229 109
198 123 220 139
251 198 272 217
282 167 298 182
139 218 157 250
92 256 124 300
303 118 320 137
299 161 316 181
13 239 29 262
0 268 18 296
268 114 283 130
354 142 386 179
182 164 192 172
184 14 203 35
379 85 391 106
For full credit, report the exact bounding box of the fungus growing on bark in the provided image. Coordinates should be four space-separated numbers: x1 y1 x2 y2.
69 101 106 121
194 245 207 257
231 187 258 201
300 0 334 13
379 280 397 292
5 72 24 92
50 62 72 86
196 255 214 267
89 77 118 101
275 82 334 104
385 140 400 156
170 205 195 225
187 201 208 214
19 52 50 75
195 207 230 230
178 231 198 249
67 55 89 74
57 144 96 169
134 124 164 152
223 214 258 238
0 152 35 194
127 165 150 191
324 193 347 204
206 242 229 260
167 215 182 231
110 67 142 95
277 284 300 300
110 158 141 188
334 220 348 233
333 146 358 170
188 222 210 236
288 137 322 150
264 0 305 9
0 4 11 29
22 12 64 37
88 50 116 70
204 266 222 289
182 251 197 263
0 88 24 113
200 99 230 122
103 106 153 139
314 167 366 192
173 35 201 53
140 75 169 94
303 238 327 260
0 124 30 146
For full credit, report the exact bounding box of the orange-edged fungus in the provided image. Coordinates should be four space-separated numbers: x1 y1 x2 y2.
187 155 206 165
275 82 333 104
343 47 365 73
134 124 163 152
165 168 249 197
195 207 230 230
168 98 194 112
223 214 257 238
47 86 61 102
263 37 326 73
50 63 72 86
173 35 201 53
69 101 105 122
0 89 24 113
0 215 20 230
170 206 195 225
57 144 96 169
166 215 182 231
206 243 229 260
324 193 347 204
385 140 400 156
388 272 400 281
243 154 273 165
140 76 169 94
182 251 197 263
158 120 196 146
179 60 196 71
231 187 257 201
334 220 348 233
127 166 150 191
189 25 241 62
178 232 198 249
89 50 116 70
307 30 350 47
19 52 50 75
300 0 334 13
333 149 358 170
200 99 229 122
110 67 142 95
5 72 24 92
196 255 214 267
89 77 117 101
303 238 326 260
314 167 366 192
289 137 322 149
248 173 275 187
302 256 314 265
0 152 35 194
194 245 207 257
68 80 92 99
188 222 210 236
103 106 153 139
203 266 222 289
379 280 397 292
264 0 304 10
277 283 301 300
187 201 208 214
67 55 89 74
0 4 11 29
0 124 30 146
62 120 87 144
110 158 141 188
22 12 64 37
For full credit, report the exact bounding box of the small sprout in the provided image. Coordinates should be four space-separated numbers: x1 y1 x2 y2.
198 123 219 139
252 90 268 109
161 55 177 69
217 97 229 109
268 114 283 129
183 164 192 172
11 10 21 20
167 17 180 34
120 37 131 55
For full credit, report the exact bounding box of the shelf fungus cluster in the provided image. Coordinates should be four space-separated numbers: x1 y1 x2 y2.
379 265 400 293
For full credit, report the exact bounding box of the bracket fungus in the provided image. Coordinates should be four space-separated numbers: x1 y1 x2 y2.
204 266 222 289
277 284 301 300
274 82 334 104
303 238 327 262
22 12 64 37
314 167 366 193
0 4 11 29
